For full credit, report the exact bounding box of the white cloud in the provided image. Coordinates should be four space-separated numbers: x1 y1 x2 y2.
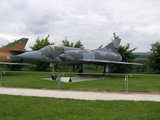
0 0 160 52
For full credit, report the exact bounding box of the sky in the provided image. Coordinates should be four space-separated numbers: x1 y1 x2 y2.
0 0 160 52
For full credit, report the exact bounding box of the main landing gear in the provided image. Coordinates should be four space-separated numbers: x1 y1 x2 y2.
103 64 109 78
50 63 109 79
75 64 84 76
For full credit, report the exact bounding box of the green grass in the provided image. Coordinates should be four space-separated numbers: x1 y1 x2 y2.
1 72 56 88
1 72 160 92
1 73 160 119
0 94 160 120
128 75 160 92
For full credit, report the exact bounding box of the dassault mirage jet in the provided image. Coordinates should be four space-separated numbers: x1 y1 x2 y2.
17 38 142 79
0 38 28 65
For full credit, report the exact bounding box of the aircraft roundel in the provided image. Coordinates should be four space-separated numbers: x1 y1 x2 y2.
7 56 10 59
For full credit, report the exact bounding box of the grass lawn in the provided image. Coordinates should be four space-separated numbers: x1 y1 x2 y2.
128 75 160 92
1 72 160 92
0 94 160 120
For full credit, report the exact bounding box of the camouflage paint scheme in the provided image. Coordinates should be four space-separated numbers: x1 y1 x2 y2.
17 38 141 66
0 38 28 64
17 38 141 79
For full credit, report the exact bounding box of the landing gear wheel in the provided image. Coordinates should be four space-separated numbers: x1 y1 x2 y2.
103 71 108 78
52 75 57 80
78 69 84 76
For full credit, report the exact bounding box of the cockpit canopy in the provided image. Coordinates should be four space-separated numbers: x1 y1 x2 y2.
39 45 64 55
39 45 55 52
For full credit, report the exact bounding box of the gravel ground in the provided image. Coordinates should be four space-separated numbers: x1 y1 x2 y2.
43 76 105 82
0 87 160 102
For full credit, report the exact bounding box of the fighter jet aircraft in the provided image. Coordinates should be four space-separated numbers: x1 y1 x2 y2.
0 38 28 65
17 38 142 79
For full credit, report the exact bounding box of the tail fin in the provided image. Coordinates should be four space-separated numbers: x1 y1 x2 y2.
4 38 28 48
96 38 121 53
0 38 28 54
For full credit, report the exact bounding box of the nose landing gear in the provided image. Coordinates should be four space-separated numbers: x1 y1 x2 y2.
50 62 57 80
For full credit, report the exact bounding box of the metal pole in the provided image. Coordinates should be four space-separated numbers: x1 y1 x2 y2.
125 73 126 92
126 73 128 92
125 73 128 93
57 72 61 89
0 71 2 86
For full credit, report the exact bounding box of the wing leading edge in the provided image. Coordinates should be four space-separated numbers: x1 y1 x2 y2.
0 62 31 65
78 59 142 65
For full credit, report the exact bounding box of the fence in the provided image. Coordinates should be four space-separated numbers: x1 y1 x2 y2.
0 71 160 93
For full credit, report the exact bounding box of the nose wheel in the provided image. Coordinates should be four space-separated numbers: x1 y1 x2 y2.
50 62 57 80
52 74 57 80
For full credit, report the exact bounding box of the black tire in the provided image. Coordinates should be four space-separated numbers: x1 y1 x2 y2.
52 75 57 80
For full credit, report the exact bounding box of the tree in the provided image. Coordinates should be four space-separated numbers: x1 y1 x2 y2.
62 36 84 48
74 40 84 49
61 36 74 47
110 33 137 73
30 35 54 50
3 64 22 71
147 42 160 73
29 35 54 71
111 32 119 41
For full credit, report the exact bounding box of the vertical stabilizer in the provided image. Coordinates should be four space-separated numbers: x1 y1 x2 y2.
113 38 121 50
4 38 28 49
96 38 121 53
0 38 28 54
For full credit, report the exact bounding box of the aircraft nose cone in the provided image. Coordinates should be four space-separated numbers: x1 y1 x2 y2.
17 51 42 61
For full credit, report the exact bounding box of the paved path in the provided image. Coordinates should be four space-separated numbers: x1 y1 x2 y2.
0 87 160 102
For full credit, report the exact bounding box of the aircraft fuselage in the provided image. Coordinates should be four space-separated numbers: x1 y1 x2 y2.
18 45 122 65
